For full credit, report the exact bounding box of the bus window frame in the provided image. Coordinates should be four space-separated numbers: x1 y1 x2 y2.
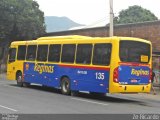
8 48 17 63
36 44 49 62
17 45 27 61
48 44 62 63
26 45 37 61
61 44 76 64
92 43 112 66
119 40 151 63
76 44 93 65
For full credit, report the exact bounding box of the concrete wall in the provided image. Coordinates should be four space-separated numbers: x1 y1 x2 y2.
46 20 160 51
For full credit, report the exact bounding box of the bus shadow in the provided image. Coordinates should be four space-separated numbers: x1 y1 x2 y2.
9 84 149 107
10 84 62 94
76 92 150 107
77 92 138 103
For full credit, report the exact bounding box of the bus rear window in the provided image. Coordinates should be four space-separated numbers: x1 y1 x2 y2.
120 41 151 63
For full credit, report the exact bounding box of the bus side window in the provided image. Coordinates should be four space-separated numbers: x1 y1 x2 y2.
37 45 48 62
61 44 76 63
93 43 112 66
17 45 27 60
48 44 61 62
26 45 37 61
8 48 16 63
76 44 92 64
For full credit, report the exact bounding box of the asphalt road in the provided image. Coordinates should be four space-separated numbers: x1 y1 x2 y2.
0 74 160 114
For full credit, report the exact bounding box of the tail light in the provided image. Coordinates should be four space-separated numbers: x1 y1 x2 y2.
113 67 119 83
149 69 152 83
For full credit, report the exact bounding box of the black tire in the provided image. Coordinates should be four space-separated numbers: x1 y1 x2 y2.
16 72 23 87
23 82 30 87
61 77 71 95
71 91 79 96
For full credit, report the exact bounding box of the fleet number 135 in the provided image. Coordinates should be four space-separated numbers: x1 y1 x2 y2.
95 72 105 80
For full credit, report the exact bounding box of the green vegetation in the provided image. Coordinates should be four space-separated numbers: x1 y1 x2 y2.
0 0 45 42
114 5 158 24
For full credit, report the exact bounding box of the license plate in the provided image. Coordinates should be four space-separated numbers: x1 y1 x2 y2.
131 79 138 83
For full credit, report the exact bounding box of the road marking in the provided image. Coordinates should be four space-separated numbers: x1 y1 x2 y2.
71 98 109 106
0 105 18 112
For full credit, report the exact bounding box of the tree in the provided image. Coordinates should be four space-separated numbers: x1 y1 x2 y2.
114 5 158 24
0 0 45 42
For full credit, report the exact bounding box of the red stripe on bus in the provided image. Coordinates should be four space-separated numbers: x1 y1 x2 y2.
119 62 150 67
59 64 110 71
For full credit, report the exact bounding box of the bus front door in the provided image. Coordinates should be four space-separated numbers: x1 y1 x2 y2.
7 48 17 80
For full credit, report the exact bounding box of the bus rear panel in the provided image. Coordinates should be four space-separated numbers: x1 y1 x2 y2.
110 40 151 93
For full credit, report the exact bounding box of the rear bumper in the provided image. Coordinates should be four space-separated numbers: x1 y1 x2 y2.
109 84 151 93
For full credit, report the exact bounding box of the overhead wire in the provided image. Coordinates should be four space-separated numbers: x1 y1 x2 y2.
83 16 110 29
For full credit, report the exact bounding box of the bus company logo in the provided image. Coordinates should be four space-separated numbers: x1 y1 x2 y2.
25 63 29 70
131 68 149 76
34 64 54 74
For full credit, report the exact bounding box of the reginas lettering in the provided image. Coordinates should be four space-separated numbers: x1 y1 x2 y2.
131 68 149 76
34 64 54 74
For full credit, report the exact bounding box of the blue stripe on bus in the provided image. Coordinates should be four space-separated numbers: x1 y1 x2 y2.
23 62 110 93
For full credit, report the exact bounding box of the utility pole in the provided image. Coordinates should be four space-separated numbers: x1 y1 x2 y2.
109 0 114 37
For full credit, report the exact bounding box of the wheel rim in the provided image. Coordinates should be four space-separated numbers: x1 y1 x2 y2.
17 75 22 83
62 80 69 93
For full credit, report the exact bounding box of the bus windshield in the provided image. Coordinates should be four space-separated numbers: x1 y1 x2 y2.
119 41 151 63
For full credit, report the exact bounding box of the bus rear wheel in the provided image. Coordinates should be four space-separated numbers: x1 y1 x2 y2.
61 77 71 95
16 72 23 87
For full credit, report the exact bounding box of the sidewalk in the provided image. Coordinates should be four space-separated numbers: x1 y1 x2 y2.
120 87 160 102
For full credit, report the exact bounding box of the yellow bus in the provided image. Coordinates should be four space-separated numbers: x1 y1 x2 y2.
7 35 152 95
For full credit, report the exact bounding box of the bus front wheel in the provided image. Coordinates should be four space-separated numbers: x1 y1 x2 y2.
61 77 71 95
16 72 23 87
